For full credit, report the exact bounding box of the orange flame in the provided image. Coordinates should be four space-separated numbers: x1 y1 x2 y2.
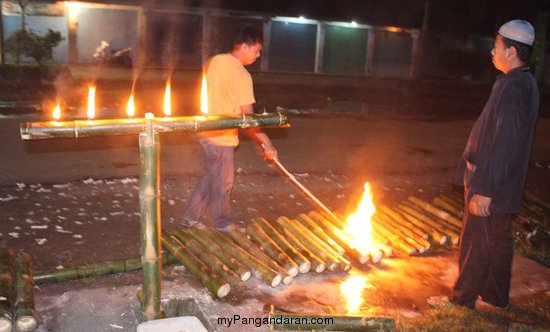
87 85 96 119
344 182 378 256
200 73 208 115
52 103 61 120
341 274 368 313
164 78 172 117
126 94 135 117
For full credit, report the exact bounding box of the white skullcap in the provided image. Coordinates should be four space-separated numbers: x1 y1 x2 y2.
498 20 535 46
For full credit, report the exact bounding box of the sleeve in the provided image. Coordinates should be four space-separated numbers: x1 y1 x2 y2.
232 69 255 108
468 83 527 197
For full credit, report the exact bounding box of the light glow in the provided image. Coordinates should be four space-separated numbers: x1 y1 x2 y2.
65 1 80 22
163 78 172 117
341 273 370 313
200 73 208 115
126 94 135 117
87 85 96 119
52 104 61 120
343 182 378 256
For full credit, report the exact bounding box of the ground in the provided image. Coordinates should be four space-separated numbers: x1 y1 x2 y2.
0 70 549 331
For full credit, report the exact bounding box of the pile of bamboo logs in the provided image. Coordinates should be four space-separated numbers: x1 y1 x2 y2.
0 248 37 332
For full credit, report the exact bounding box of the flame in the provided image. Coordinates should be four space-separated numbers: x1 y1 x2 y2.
163 79 172 116
200 73 208 115
52 104 61 120
87 85 96 119
340 273 370 313
126 94 135 117
344 182 378 256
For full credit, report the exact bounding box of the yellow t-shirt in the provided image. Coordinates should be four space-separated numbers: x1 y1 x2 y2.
200 53 255 146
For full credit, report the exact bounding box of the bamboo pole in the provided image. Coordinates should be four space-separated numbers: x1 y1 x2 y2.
296 213 346 255
161 231 230 298
33 254 178 285
205 228 283 287
431 197 463 219
246 223 300 277
254 218 312 274
376 212 431 250
168 231 242 285
378 205 431 240
179 228 251 282
408 196 462 229
139 125 162 321
440 194 464 212
227 227 293 285
0 248 14 332
399 203 460 246
396 207 448 246
20 112 289 140
372 224 417 255
267 311 396 331
307 211 369 265
277 217 348 271
13 252 37 332
373 215 428 254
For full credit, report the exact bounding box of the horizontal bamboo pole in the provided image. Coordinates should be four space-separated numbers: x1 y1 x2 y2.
267 312 396 331
20 112 289 140
33 254 178 285
408 196 462 229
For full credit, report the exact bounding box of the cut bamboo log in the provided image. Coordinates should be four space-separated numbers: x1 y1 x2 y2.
376 212 431 251
227 226 293 285
205 229 282 287
176 228 251 282
440 194 464 212
277 217 343 271
169 231 242 285
296 213 346 255
307 211 370 264
373 215 427 254
253 218 311 274
0 248 14 332
282 216 352 270
161 231 230 298
432 197 463 219
399 203 460 246
246 223 300 277
402 201 462 235
13 252 37 332
378 205 431 240
372 224 417 255
408 196 463 229
267 311 396 331
396 207 448 246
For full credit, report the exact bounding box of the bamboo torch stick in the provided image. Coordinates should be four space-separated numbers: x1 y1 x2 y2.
372 215 427 254
13 252 37 332
0 248 14 332
267 310 396 331
176 228 251 282
253 218 312 273
396 207 448 246
139 118 162 321
378 205 431 240
375 212 431 251
246 223 300 277
431 197 463 219
20 112 289 140
227 226 293 285
160 231 230 298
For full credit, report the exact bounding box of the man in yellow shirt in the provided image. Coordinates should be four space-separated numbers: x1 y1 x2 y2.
183 26 277 231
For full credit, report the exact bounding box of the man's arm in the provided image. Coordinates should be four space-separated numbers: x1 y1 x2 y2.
240 104 277 160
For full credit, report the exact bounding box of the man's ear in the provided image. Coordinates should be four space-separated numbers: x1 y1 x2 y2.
507 45 517 60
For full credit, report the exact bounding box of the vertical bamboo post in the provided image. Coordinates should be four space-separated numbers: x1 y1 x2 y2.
139 113 162 320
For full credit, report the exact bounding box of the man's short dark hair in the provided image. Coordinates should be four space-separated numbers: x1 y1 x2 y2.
502 36 532 64
233 25 263 47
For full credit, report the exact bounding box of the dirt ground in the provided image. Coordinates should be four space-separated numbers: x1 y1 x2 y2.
0 71 549 331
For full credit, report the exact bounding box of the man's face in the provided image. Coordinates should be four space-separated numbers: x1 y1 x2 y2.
241 42 262 66
491 34 511 72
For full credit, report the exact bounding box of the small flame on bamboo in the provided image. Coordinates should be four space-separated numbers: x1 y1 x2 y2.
87 85 96 119
127 94 135 118
52 104 61 121
344 182 379 257
200 73 208 115
163 78 171 117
